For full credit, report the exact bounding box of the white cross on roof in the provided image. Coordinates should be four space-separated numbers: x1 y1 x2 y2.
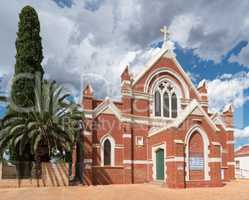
160 25 170 48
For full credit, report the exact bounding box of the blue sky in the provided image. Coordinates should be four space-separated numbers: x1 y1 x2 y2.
1 0 249 148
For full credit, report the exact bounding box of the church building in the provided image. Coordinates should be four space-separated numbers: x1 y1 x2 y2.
80 27 235 188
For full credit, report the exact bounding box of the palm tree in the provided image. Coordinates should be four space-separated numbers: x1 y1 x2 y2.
0 80 84 179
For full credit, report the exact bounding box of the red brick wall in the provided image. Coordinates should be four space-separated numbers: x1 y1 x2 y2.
132 57 200 100
81 55 235 188
93 167 124 185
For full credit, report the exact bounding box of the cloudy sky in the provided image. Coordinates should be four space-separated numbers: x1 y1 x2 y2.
0 0 249 147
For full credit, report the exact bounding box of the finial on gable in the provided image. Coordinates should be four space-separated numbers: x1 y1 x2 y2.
197 79 207 94
223 104 234 113
121 65 131 81
83 83 93 96
222 103 234 128
197 79 207 89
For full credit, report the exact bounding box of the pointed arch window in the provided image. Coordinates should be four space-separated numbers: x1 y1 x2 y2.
163 92 169 117
171 93 177 118
101 136 115 166
155 91 161 116
153 81 178 118
104 139 111 165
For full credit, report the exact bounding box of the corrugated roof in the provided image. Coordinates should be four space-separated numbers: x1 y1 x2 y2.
235 145 249 157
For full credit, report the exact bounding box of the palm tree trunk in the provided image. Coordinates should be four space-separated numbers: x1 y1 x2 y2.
35 148 42 180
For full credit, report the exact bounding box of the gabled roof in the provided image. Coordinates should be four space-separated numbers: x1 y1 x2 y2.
149 99 219 136
172 99 219 131
211 112 227 130
235 145 249 157
132 43 201 100
94 97 122 120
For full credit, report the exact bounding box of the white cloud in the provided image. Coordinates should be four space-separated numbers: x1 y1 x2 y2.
1 0 249 106
235 126 249 139
169 14 201 48
207 72 249 112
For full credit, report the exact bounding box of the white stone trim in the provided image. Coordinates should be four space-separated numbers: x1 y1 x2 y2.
174 139 184 144
123 134 132 138
174 100 218 131
122 91 150 100
84 113 93 119
121 80 131 86
200 93 208 97
115 144 124 149
83 109 93 119
83 131 92 136
211 112 233 132
212 142 221 146
227 162 236 166
152 143 167 182
185 125 210 181
226 141 235 144
94 98 122 120
100 134 115 167
145 68 189 99
166 156 184 162
84 159 93 163
123 160 152 164
133 48 171 85
208 158 221 162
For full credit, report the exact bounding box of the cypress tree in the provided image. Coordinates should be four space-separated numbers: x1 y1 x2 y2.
10 6 44 178
11 5 44 109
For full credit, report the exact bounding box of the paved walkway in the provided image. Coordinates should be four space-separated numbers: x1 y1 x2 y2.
0 180 249 200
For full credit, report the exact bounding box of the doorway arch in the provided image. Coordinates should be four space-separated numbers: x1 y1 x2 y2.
185 125 210 181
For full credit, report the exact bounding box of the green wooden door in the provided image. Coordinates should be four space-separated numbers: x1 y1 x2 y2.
156 149 164 180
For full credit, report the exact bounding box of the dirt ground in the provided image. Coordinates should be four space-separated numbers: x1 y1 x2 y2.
0 180 249 200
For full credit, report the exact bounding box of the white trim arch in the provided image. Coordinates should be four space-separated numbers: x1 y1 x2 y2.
150 76 183 98
100 134 115 167
185 125 210 181
144 68 190 99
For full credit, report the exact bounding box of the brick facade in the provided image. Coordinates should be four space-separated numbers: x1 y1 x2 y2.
78 44 235 188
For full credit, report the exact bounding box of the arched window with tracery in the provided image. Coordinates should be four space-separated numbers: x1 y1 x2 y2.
153 81 178 118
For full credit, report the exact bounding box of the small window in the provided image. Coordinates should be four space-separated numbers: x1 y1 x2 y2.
136 136 144 146
104 139 111 165
236 160 240 169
